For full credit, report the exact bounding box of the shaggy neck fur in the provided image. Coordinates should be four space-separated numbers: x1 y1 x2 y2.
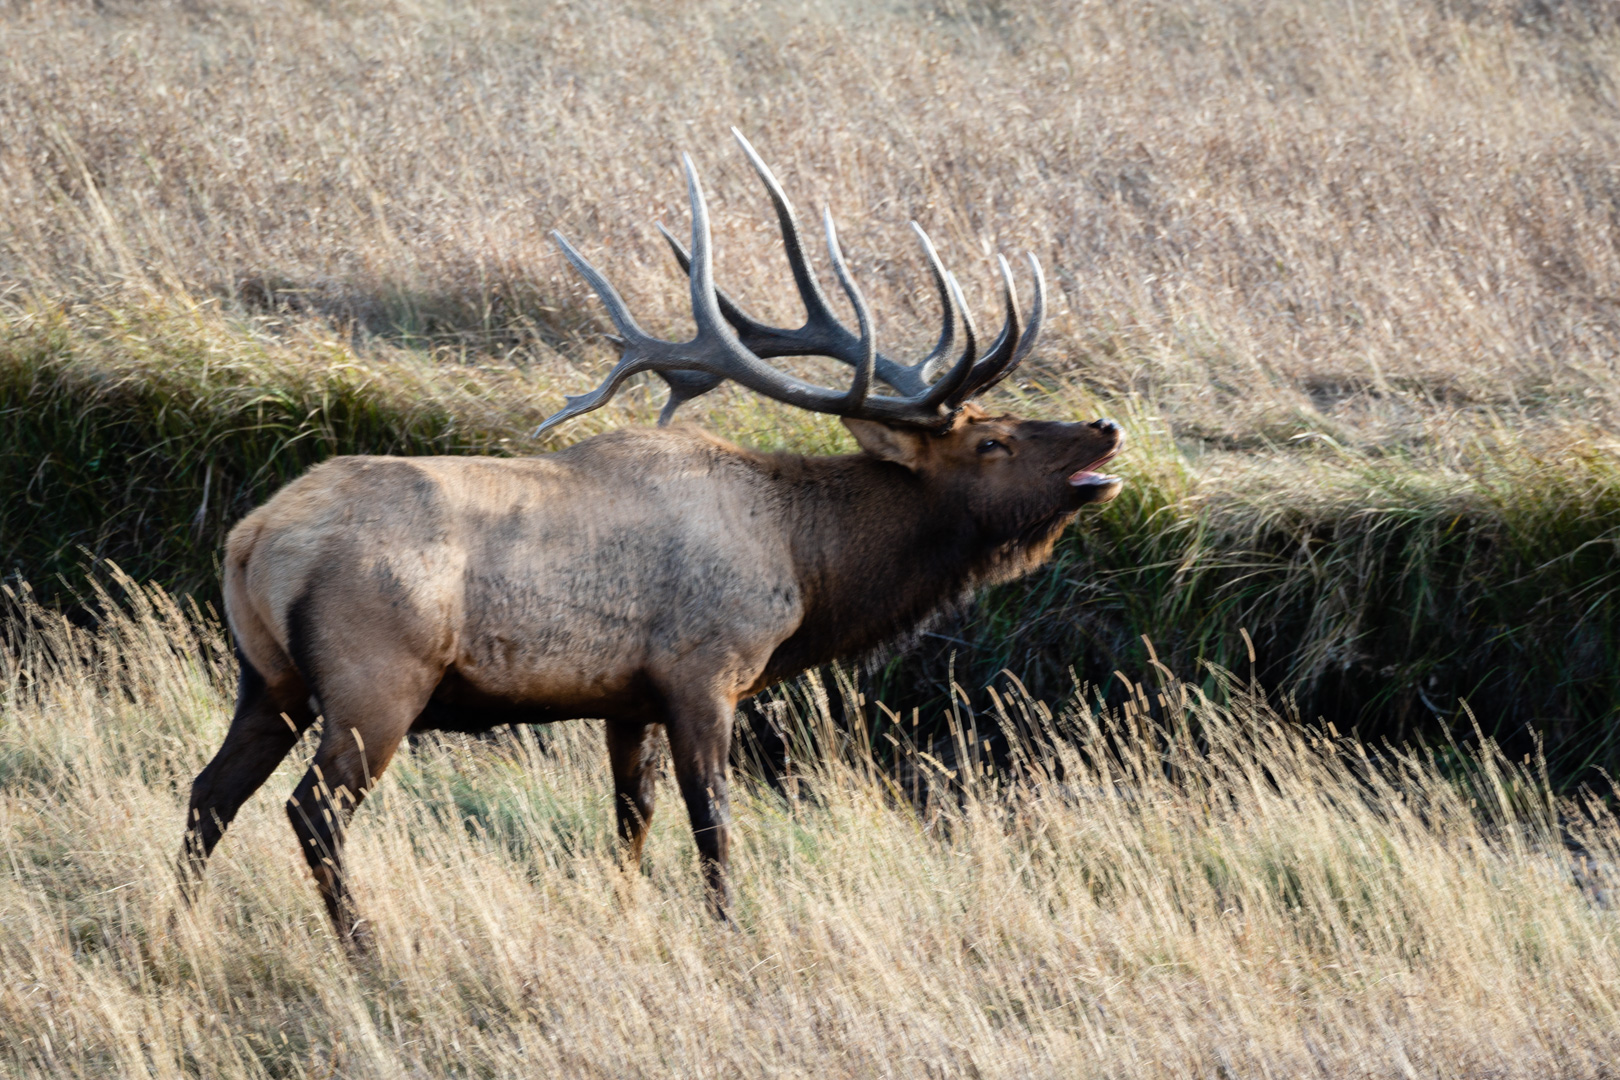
754 449 1077 685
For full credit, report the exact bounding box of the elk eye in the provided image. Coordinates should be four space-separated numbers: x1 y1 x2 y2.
977 438 1007 455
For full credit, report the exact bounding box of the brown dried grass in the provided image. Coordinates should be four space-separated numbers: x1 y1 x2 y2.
4 0 1620 451
3 576 1619 1078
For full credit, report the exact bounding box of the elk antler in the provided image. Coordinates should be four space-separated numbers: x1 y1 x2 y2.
535 136 1044 438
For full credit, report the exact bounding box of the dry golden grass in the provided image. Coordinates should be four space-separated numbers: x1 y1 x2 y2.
3 577 1619 1078
4 0 1620 452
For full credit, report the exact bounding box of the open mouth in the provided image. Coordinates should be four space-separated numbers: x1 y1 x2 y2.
1066 447 1122 490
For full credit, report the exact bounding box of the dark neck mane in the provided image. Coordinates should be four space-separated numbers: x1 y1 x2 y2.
755 451 1072 685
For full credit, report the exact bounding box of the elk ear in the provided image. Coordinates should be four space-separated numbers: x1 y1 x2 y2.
843 418 930 470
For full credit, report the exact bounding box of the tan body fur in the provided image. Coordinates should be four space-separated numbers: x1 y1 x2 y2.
229 430 799 721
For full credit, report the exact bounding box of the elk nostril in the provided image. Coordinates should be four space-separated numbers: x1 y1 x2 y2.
1089 418 1120 433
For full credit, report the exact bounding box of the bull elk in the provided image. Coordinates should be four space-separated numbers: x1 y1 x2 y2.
178 132 1124 945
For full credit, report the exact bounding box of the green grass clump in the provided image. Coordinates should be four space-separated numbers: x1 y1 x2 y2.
898 433 1620 782
0 295 572 600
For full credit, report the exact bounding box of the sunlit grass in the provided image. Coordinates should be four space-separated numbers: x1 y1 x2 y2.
6 0 1620 448
3 578 1618 1077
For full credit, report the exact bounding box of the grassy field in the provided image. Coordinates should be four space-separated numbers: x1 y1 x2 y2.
6 0 1620 1070
3 575 1620 1078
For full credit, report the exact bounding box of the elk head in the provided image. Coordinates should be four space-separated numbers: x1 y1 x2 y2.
837 405 1123 591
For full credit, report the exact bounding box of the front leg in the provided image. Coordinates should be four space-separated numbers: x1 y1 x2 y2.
662 684 737 919
605 719 660 867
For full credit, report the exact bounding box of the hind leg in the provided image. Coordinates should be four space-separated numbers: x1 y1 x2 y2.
179 655 315 898
285 657 440 948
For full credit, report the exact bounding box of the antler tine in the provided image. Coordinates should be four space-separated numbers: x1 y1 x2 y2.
534 230 672 439
945 252 1048 404
1007 252 1046 376
910 222 957 384
654 368 726 425
918 271 980 412
682 152 727 336
945 254 1021 407
978 252 1045 396
730 130 850 346
656 221 775 345
550 229 651 346
822 208 876 411
985 254 1020 365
